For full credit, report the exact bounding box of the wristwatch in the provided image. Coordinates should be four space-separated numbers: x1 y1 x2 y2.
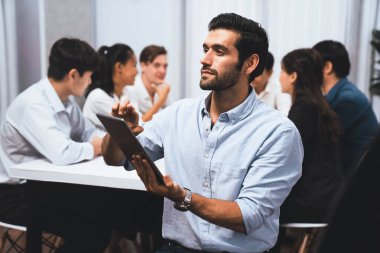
173 188 192 212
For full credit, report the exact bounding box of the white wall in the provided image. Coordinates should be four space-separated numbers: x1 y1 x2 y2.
43 0 95 74
15 0 41 92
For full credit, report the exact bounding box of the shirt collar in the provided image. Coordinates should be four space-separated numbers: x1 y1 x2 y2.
326 78 347 101
42 77 66 113
201 88 257 124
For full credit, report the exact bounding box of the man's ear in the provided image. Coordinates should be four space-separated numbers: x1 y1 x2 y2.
324 61 334 75
244 54 259 75
68 69 78 80
140 62 147 73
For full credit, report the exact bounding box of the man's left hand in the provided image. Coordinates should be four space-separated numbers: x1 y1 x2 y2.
131 155 186 202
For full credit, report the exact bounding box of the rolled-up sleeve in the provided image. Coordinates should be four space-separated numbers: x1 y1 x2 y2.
236 125 303 233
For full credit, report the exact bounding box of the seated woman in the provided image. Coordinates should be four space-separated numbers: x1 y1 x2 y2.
83 43 163 252
280 48 344 222
83 43 139 130
273 48 345 252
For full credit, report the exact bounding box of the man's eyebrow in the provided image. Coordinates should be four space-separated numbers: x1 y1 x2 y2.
203 43 230 53
212 44 229 52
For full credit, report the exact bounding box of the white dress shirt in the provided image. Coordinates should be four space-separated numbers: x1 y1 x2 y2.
83 88 141 130
122 76 168 117
126 91 303 252
0 78 104 184
257 85 291 116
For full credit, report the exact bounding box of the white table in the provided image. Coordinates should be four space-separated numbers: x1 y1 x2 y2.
9 156 165 190
8 156 165 253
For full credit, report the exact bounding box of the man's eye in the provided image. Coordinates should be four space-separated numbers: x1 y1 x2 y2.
203 48 208 53
216 50 224 56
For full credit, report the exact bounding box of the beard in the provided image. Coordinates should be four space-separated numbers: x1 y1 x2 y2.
199 63 242 91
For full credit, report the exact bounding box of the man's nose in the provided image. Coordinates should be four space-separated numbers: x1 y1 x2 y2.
200 51 212 66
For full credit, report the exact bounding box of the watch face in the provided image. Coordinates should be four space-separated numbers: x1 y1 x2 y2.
173 188 192 212
173 202 189 212
184 189 192 204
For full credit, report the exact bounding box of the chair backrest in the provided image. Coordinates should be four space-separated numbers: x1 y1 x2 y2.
0 221 27 231
316 130 380 253
0 220 63 253
281 223 328 229
280 223 328 253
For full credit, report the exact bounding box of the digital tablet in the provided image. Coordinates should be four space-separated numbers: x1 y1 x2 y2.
96 113 164 184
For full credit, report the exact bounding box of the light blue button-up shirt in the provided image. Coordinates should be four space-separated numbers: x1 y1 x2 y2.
0 77 104 184
130 90 303 253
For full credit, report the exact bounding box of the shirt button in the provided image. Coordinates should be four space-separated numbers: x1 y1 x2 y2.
203 181 208 187
215 127 219 130
204 153 209 158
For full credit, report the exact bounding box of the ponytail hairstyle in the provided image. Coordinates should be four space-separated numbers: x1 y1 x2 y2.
282 48 341 141
86 43 134 97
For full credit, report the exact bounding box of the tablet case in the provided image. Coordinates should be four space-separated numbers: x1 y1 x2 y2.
96 113 164 184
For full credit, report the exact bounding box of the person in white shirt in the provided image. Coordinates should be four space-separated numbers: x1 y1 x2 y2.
0 38 111 253
83 43 139 129
122 45 170 122
252 51 291 116
83 43 164 251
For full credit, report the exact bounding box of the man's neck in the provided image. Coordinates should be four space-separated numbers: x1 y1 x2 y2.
49 77 70 102
323 74 340 95
253 83 266 95
209 84 250 125
141 74 155 99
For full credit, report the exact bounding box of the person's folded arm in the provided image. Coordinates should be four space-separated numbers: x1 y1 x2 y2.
101 133 125 165
19 104 95 165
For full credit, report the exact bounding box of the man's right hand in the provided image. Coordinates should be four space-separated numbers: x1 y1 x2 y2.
111 101 143 135
153 83 170 103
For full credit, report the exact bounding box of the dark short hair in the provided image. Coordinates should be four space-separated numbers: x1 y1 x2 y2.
265 51 274 71
47 37 98 81
208 13 269 82
140 45 167 64
86 43 135 97
312 40 351 78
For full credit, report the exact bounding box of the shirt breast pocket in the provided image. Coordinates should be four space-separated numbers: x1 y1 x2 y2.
214 163 248 200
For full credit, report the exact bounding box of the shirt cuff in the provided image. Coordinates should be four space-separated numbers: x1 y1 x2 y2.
235 199 261 234
82 142 95 160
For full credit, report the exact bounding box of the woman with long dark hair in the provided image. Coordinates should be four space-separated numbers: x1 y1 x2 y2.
279 48 344 223
271 48 345 253
83 43 138 129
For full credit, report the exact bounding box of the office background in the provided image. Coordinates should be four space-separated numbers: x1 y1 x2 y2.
1 0 380 120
